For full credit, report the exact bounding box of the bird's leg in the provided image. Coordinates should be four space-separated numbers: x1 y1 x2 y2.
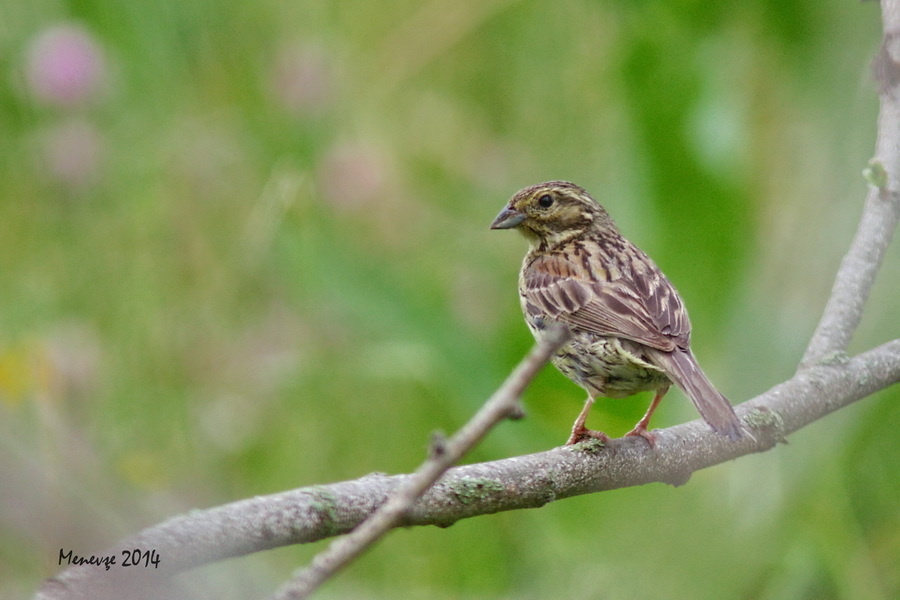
566 395 610 445
624 385 669 447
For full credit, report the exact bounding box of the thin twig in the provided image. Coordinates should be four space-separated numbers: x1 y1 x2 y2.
269 324 571 600
801 2 900 367
800 187 899 368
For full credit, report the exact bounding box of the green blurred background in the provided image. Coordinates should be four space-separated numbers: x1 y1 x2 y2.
2 0 898 598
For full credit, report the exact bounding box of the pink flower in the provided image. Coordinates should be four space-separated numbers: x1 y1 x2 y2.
25 23 107 107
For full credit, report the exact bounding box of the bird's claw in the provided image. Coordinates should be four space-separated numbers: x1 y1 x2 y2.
566 426 610 446
624 426 657 448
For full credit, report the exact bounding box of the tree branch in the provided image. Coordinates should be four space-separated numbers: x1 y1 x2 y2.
36 340 900 600
800 4 900 367
268 324 570 600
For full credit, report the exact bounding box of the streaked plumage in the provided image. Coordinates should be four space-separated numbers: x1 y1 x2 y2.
491 181 741 445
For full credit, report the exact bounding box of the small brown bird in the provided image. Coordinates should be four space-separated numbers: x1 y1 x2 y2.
491 181 741 445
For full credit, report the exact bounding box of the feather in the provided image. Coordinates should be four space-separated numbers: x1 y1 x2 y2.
647 349 742 441
522 252 687 352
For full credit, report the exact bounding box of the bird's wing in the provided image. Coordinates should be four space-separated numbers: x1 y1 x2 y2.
522 252 690 352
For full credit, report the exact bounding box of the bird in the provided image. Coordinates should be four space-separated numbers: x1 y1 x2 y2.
490 181 742 446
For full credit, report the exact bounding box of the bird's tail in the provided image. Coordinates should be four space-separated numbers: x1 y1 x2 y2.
649 348 742 441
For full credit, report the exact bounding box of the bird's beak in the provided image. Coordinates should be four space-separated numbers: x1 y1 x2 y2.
490 207 527 230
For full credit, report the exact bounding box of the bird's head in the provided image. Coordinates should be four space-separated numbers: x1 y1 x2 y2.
490 181 615 249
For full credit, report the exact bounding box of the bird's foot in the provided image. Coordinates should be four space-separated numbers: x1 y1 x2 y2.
566 425 610 446
624 425 657 448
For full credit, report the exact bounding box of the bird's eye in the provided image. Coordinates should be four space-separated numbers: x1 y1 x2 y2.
537 194 554 208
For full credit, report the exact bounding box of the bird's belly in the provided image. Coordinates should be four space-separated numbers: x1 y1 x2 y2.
541 329 669 399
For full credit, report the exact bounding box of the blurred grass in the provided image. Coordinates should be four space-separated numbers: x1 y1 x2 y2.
1 1 898 598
